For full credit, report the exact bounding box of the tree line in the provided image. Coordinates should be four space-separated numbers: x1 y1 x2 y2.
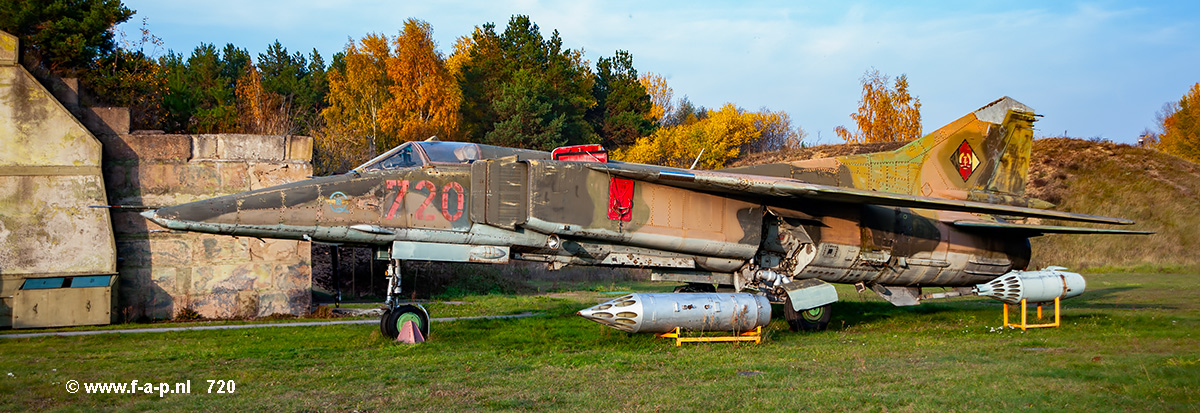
9 1 1197 174
2 2 823 174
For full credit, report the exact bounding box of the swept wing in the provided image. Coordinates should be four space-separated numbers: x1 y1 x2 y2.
585 162 1134 226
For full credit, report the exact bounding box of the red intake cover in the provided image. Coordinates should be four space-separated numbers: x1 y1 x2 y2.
552 144 608 162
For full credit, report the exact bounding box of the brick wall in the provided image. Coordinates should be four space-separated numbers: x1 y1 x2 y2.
100 132 314 320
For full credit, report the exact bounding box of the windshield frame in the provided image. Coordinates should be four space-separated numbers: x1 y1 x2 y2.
353 142 428 172
352 141 486 173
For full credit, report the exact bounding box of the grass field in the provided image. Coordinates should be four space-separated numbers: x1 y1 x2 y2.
2 272 1197 411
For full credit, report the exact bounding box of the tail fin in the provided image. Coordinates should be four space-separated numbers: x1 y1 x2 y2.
792 97 1047 208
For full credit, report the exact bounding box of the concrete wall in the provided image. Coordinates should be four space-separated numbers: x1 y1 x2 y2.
1 28 314 323
0 31 117 327
102 131 315 320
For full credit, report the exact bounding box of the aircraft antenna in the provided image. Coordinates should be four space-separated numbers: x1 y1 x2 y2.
689 148 706 170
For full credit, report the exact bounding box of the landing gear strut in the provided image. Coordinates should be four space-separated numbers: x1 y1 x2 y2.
381 259 430 339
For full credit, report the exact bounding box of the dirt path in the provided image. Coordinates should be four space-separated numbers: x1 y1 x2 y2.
0 312 539 339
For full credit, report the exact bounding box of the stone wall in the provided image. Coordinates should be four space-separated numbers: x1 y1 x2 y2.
101 131 314 320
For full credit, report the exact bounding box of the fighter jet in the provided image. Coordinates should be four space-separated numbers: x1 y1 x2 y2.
143 97 1149 339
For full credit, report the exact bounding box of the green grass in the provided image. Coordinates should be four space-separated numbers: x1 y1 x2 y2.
2 272 1198 411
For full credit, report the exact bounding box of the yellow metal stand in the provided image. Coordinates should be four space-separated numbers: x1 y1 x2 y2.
1002 297 1061 330
657 326 762 346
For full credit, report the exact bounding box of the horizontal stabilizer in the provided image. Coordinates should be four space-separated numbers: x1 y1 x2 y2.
951 220 1154 236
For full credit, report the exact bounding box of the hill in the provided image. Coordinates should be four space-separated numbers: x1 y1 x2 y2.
728 138 1200 271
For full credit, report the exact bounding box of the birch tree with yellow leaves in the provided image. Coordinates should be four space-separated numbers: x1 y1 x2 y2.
322 33 392 158
318 20 462 173
639 72 674 126
836 68 922 143
384 18 461 143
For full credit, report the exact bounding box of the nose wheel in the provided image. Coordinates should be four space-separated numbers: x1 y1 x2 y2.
381 258 432 340
382 304 430 339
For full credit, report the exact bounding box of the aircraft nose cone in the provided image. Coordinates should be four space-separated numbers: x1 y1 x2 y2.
141 194 240 232
140 209 167 227
140 208 187 231
139 201 220 231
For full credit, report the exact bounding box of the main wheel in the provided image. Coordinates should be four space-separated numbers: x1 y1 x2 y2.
380 309 392 337
784 297 832 332
383 305 430 340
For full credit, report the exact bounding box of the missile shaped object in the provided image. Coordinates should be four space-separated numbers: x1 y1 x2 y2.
974 266 1086 304
577 292 771 333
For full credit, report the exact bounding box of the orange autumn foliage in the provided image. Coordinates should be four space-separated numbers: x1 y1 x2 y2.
836 69 921 144
1158 82 1200 163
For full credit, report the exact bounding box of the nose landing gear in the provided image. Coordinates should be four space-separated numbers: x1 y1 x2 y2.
381 259 431 340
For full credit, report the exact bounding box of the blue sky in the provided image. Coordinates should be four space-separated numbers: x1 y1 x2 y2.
117 1 1200 144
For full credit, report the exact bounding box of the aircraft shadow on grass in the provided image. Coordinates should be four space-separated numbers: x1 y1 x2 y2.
1067 286 1177 311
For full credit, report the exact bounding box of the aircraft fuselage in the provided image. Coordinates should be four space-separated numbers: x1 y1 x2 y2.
147 141 1029 297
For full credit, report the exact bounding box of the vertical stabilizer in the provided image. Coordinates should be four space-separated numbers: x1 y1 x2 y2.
784 97 1046 208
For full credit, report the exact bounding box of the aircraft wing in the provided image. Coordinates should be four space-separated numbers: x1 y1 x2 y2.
585 162 1135 226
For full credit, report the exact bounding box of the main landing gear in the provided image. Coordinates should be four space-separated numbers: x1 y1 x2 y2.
677 281 833 332
783 294 832 332
381 259 430 340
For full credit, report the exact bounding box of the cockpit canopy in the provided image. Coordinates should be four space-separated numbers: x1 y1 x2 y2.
357 141 480 171
355 140 550 172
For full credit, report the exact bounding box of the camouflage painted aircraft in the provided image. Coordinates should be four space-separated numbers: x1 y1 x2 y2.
143 97 1148 339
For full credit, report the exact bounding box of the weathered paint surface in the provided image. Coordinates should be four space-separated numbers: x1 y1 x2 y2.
0 30 117 328
145 99 1144 316
725 97 1040 207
